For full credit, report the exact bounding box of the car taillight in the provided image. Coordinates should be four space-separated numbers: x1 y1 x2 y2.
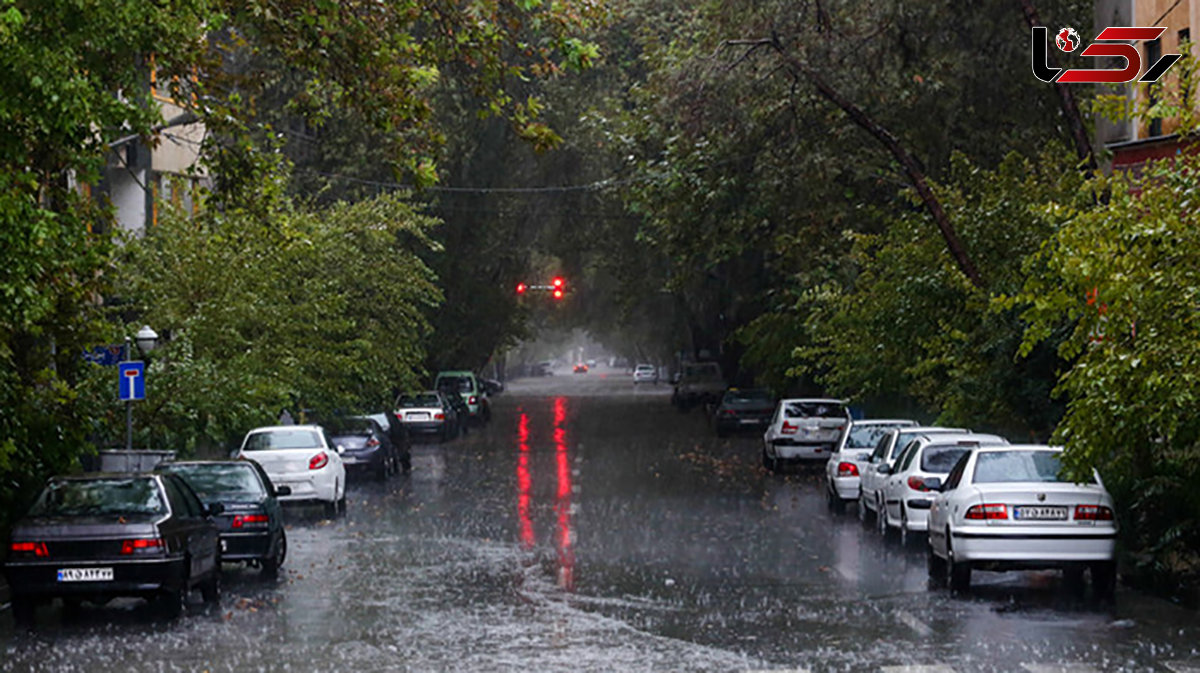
10 541 48 557
434 413 445 420
781 421 798 435
469 396 477 405
232 514 270 529
366 437 380 448
837 462 859 477
965 504 1008 520
1075 505 1114 521
120 538 163 555
309 452 329 470
907 476 935 492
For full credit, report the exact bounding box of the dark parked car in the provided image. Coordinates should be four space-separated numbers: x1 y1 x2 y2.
482 378 504 396
712 388 776 437
156 460 288 578
4 473 222 625
435 383 472 437
327 417 400 481
367 412 412 473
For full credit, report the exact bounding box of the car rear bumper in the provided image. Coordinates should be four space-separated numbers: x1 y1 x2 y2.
950 526 1117 565
219 531 273 561
402 421 444 434
4 556 188 599
770 441 834 460
831 476 860 500
272 471 337 503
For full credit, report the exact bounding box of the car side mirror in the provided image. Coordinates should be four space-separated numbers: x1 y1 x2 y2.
204 503 225 517
275 485 292 496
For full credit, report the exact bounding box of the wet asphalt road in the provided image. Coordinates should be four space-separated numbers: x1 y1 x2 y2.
4 368 1200 672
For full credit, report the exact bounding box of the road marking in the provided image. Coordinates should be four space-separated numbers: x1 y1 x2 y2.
743 669 810 673
893 609 933 637
881 666 956 673
1165 663 1200 673
1021 665 1102 673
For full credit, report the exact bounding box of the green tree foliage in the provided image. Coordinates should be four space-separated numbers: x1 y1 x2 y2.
80 191 441 454
1017 149 1200 576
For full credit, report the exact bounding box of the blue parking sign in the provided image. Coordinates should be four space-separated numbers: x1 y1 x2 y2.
118 361 145 401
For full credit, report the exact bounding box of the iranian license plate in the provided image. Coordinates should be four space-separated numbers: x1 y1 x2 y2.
57 567 113 582
409 412 430 420
1014 506 1068 520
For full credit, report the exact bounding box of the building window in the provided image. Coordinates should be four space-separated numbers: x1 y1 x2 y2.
1147 38 1163 137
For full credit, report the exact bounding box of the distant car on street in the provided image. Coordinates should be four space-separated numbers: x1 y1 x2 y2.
326 416 402 481
879 433 1008 546
858 426 967 524
927 445 1118 596
573 363 589 374
586 359 597 368
633 363 658 384
366 412 412 474
434 370 490 424
236 425 347 516
482 378 504 396
395 391 461 443
157 460 289 578
823 419 916 512
712 388 775 437
761 398 851 471
534 361 554 377
4 473 222 624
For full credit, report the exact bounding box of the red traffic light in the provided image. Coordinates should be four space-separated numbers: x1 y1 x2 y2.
552 276 564 289
516 282 527 295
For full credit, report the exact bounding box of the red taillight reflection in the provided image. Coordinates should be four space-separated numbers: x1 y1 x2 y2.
1075 505 1114 521
434 413 445 420
309 452 329 470
781 421 798 435
232 514 270 529
907 476 935 492
469 396 477 405
366 437 380 448
965 503 1008 520
11 541 48 557
120 538 163 555
837 462 859 477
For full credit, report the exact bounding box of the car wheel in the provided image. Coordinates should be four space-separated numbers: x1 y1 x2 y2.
761 446 777 473
337 488 347 514
858 493 871 525
200 562 221 604
400 455 412 474
827 484 846 514
927 541 947 580
376 457 389 482
11 598 35 627
900 507 915 548
262 531 287 578
948 538 971 592
1091 561 1117 600
877 499 890 537
324 498 338 517
158 577 188 618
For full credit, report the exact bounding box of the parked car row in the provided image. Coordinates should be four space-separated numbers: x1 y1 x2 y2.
4 368 497 627
817 416 1118 597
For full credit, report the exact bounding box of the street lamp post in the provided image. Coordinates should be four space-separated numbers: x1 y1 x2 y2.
122 325 158 451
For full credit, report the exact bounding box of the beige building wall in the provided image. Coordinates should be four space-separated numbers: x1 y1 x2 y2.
1134 0 1194 137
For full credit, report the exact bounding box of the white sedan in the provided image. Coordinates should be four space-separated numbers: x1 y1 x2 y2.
761 398 851 471
879 433 1007 546
633 364 658 384
927 445 1118 596
823 419 915 512
237 425 347 516
858 426 965 523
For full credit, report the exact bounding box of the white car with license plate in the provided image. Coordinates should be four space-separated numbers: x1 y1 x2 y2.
236 425 346 516
633 364 658 384
879 433 1008 546
824 419 916 512
761 399 851 471
858 426 966 523
927 445 1118 595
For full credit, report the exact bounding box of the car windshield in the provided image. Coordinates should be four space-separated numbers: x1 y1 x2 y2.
846 424 905 449
785 402 847 418
29 478 166 517
438 376 473 392
920 446 972 473
973 450 1087 483
398 394 440 408
724 389 771 404
636 365 654 372
159 464 264 500
325 418 374 436
243 429 322 451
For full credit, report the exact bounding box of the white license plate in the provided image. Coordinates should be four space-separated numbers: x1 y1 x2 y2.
342 456 358 464
57 567 114 582
1014 506 1068 520
408 413 430 420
